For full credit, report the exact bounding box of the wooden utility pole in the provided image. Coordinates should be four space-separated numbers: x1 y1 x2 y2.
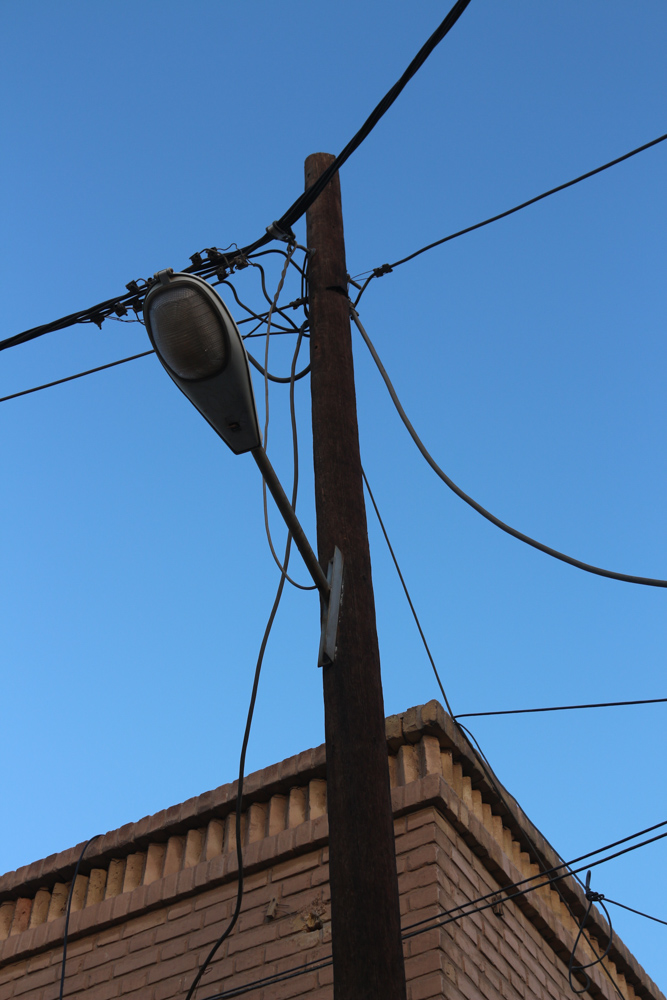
305 152 407 1000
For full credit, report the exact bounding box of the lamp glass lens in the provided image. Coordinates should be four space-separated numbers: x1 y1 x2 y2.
148 285 227 380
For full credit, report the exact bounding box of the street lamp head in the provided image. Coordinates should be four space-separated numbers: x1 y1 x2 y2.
144 271 261 455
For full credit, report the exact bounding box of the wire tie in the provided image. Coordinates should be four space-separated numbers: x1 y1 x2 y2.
373 263 393 277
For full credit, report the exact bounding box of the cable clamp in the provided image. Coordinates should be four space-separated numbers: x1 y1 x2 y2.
373 263 393 278
584 870 604 903
125 278 148 295
266 221 296 243
230 253 249 271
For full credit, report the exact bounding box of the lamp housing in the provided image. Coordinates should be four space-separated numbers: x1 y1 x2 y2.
144 271 261 455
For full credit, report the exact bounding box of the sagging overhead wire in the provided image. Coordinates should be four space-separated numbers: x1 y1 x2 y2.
350 303 667 588
352 130 667 299
0 0 472 355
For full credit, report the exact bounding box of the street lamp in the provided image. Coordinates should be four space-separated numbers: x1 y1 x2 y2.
143 270 261 455
144 269 342 662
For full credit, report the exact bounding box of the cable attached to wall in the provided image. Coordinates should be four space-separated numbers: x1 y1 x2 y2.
568 872 615 995
58 835 100 1000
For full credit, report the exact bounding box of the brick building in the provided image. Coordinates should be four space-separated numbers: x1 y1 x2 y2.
0 701 663 1000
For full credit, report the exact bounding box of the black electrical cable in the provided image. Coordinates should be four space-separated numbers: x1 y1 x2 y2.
184 535 293 1000
403 827 667 941
273 0 472 235
454 697 667 719
360 460 645 999
568 878 615 996
362 465 455 717
605 898 667 927
353 130 667 289
0 351 155 404
199 820 667 1000
0 1 471 354
59 836 100 1000
351 303 667 588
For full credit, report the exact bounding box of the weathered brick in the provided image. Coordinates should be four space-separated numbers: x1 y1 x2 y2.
146 952 198 985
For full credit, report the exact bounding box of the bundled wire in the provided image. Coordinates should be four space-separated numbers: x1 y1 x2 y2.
0 0 472 355
351 303 667 588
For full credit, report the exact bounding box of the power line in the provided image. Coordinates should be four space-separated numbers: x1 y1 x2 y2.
199 821 667 1000
353 130 667 292
0 1 472 356
605 898 667 928
350 303 667 588
184 534 293 1000
362 466 454 717
0 350 155 404
272 0 472 236
454 697 667 719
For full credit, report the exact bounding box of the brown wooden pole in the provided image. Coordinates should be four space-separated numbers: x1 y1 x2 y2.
305 152 407 1000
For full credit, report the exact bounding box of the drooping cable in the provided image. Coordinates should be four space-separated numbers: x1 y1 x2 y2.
59 835 100 1000
257 249 316 591
351 303 667 588
353 130 667 293
184 534 293 1000
454 697 667 719
568 873 614 995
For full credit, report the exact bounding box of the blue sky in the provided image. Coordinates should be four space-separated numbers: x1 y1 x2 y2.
1 0 665 987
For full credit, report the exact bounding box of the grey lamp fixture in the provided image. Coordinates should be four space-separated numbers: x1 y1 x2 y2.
144 269 342 664
144 270 261 455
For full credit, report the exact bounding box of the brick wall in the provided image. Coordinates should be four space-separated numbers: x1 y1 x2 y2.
0 702 663 1000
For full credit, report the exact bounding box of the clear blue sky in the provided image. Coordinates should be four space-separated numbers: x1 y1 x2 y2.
1 0 665 987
